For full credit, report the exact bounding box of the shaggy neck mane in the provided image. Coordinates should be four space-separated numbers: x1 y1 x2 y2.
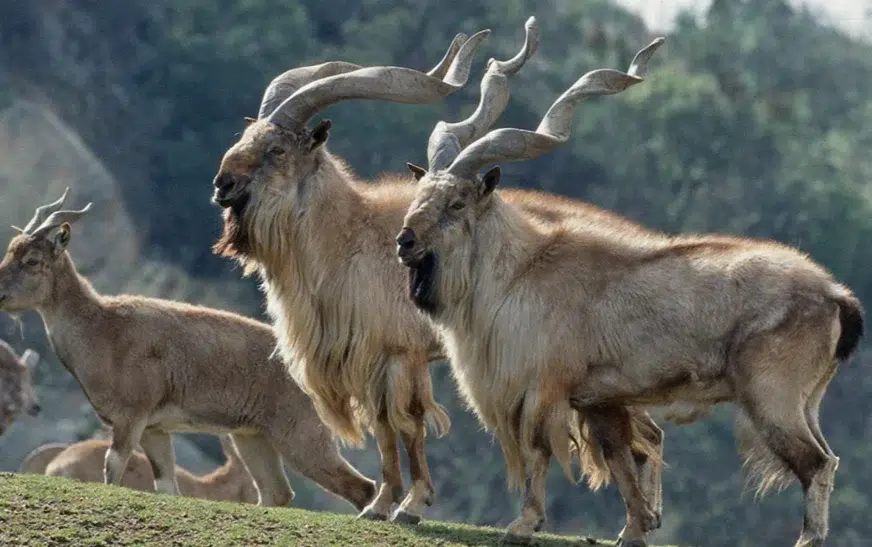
247 149 365 288
431 193 569 486
233 146 424 443
436 192 544 330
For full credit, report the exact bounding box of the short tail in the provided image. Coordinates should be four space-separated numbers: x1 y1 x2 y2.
833 289 864 361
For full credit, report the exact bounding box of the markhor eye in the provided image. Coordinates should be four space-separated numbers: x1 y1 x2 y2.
267 147 285 157
450 201 466 211
24 257 39 267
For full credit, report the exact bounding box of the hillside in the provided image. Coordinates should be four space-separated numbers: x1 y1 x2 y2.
0 473 677 547
1 0 872 545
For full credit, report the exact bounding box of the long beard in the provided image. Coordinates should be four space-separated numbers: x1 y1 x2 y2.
408 252 439 314
212 199 251 263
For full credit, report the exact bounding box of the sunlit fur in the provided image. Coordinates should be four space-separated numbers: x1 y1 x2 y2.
403 170 863 546
213 119 664 520
0 227 375 511
216 120 449 446
0 339 40 433
401 176 664 491
213 119 659 446
36 435 260 504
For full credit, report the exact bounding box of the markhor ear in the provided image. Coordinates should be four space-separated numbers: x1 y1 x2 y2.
53 223 72 254
406 163 428 181
309 119 332 151
481 165 501 197
243 116 257 127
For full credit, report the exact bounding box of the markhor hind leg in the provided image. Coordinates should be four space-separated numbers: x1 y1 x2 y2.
630 409 664 525
805 358 839 458
230 433 294 507
588 406 659 547
741 393 837 547
737 313 840 547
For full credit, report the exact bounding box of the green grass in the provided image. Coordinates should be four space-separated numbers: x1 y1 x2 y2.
0 473 674 546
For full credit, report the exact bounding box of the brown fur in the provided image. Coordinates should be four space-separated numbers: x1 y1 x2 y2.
401 169 863 545
0 225 376 511
41 436 259 504
212 120 662 521
19 442 66 474
0 338 41 434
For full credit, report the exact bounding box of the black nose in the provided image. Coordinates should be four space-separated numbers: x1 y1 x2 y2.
214 173 250 192
396 227 416 250
29 404 41 416
214 173 235 191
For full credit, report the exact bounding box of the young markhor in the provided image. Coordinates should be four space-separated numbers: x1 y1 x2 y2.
0 190 375 511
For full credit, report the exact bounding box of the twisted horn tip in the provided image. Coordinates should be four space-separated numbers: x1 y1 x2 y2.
627 37 666 78
46 187 71 208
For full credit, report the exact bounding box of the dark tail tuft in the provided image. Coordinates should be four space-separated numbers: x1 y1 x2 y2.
835 293 864 361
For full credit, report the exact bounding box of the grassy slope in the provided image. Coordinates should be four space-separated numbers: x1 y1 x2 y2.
0 473 677 546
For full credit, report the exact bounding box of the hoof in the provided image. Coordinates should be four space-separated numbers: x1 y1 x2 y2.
500 532 533 545
357 508 388 521
616 538 647 547
391 509 422 525
583 538 600 545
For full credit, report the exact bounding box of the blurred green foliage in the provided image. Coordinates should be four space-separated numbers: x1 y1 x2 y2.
1 0 872 545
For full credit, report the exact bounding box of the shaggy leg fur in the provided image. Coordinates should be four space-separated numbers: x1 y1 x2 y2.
736 308 842 547
230 433 294 507
139 428 179 494
742 396 837 547
104 417 147 486
588 407 658 547
632 411 664 524
502 447 550 544
358 419 404 520
266 426 376 511
393 416 434 524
